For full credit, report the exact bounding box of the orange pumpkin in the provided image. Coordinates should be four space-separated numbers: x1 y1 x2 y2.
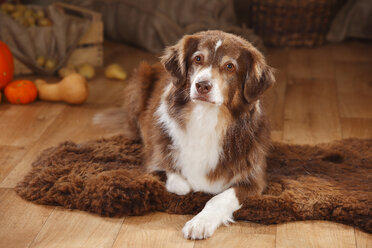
5 80 38 104
0 41 14 90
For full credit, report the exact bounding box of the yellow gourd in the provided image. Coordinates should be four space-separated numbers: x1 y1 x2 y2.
77 63 95 79
104 64 127 80
35 73 88 104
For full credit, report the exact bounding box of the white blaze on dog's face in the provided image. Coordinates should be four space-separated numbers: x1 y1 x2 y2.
189 41 240 106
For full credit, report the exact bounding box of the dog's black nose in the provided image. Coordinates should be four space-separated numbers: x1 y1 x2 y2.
195 81 212 94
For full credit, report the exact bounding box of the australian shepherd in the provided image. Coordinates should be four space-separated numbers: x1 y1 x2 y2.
95 30 275 239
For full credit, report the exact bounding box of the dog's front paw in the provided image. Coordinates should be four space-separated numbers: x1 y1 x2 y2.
182 212 224 240
166 173 191 195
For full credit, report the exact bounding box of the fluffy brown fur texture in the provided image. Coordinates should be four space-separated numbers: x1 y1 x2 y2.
16 135 372 234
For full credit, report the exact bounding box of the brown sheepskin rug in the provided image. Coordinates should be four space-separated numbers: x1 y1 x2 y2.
16 135 372 233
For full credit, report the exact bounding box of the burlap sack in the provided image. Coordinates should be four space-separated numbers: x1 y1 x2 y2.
0 4 91 75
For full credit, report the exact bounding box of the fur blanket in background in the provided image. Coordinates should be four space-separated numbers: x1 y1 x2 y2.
16 135 372 233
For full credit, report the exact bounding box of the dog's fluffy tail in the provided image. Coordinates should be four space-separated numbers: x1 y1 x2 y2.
92 107 128 130
93 62 161 139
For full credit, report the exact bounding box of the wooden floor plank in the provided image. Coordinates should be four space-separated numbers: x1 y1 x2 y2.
0 102 66 147
112 213 195 248
287 46 335 80
0 143 55 188
194 221 276 248
331 41 372 63
0 105 122 188
218 221 276 235
283 78 342 144
276 221 357 248
335 62 372 119
31 105 122 144
355 229 372 248
195 232 275 248
29 208 123 248
0 188 54 248
0 145 27 184
341 118 372 139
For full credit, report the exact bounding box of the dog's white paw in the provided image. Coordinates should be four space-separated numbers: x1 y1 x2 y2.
182 188 241 240
182 211 228 240
166 173 191 195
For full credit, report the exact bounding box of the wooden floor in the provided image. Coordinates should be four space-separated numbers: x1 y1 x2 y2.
0 40 371 248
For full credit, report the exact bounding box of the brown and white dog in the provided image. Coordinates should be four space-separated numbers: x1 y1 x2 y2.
95 30 275 239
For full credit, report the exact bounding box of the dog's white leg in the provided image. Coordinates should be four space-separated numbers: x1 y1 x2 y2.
166 172 191 195
182 188 241 239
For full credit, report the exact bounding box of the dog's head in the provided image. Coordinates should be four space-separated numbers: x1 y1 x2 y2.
161 30 275 112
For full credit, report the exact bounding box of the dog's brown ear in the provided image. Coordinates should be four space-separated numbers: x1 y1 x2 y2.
161 35 198 86
243 49 275 104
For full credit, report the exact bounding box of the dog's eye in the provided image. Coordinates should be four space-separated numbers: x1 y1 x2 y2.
194 55 203 65
225 63 235 72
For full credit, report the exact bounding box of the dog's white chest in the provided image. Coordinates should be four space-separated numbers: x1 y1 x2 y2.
157 102 227 194
177 105 225 193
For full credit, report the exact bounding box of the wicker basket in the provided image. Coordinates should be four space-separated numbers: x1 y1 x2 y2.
245 0 346 47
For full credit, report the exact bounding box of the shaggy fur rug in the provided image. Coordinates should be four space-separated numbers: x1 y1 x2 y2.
16 135 372 233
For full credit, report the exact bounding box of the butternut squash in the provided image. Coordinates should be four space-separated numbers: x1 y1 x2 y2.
35 73 88 104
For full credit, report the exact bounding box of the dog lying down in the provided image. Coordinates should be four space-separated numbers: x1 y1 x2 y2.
94 30 275 239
